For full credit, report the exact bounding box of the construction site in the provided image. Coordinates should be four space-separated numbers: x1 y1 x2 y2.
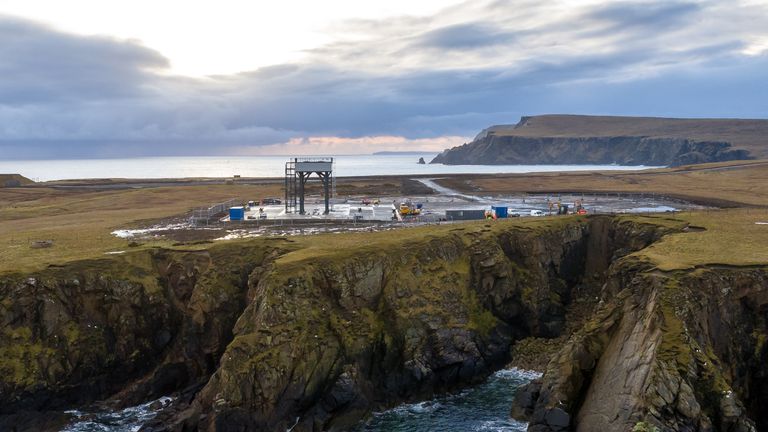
130 157 706 242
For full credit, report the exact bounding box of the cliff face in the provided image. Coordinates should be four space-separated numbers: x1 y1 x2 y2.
0 244 283 429
0 217 664 431
430 135 752 167
511 261 768 432
2 217 766 432
173 217 666 431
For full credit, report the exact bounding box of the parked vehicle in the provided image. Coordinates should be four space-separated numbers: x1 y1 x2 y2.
530 210 545 217
262 197 281 205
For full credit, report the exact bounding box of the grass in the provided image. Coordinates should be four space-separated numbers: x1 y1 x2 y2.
631 209 768 270
4 162 768 275
438 160 768 207
0 184 280 274
0 177 432 275
274 215 577 269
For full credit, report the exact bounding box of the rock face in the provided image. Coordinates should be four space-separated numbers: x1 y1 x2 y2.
2 217 766 432
0 244 282 429
431 135 751 167
169 217 666 431
511 259 768 431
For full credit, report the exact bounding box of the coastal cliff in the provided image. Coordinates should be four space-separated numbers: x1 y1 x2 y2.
511 264 768 432
431 115 767 166
431 136 750 167
179 217 664 431
1 215 766 431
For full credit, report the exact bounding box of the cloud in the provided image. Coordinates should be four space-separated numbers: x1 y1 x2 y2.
585 1 703 33
414 23 518 50
1 1 768 159
0 16 168 105
231 135 469 156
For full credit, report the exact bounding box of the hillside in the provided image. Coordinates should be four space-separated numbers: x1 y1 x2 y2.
0 174 34 188
432 115 768 166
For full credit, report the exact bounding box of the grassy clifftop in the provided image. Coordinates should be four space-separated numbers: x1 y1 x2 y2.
485 115 768 158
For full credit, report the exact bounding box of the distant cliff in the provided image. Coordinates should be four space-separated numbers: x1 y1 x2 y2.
431 115 768 166
0 174 33 187
431 136 751 166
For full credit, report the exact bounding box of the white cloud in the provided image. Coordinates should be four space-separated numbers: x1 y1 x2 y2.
0 0 466 76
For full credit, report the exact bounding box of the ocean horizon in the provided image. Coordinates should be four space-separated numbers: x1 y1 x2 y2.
0 154 662 182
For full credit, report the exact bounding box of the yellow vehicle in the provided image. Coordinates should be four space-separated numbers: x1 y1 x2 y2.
399 202 422 216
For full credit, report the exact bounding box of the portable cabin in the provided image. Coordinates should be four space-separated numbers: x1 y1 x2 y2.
491 206 509 218
229 206 245 221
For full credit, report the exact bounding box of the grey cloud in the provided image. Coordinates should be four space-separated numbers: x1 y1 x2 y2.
1 1 768 159
586 1 702 31
414 23 518 50
0 15 168 105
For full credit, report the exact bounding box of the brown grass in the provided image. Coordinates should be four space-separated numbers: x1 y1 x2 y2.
627 209 768 270
3 163 768 275
0 184 281 273
437 160 768 207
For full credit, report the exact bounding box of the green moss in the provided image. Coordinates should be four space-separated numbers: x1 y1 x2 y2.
462 288 498 337
632 422 660 432
62 322 81 345
753 332 767 359
0 326 55 388
657 302 693 375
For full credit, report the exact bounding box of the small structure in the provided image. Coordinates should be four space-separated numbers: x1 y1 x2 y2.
446 209 486 221
30 239 54 249
285 158 334 215
491 205 509 218
229 206 245 221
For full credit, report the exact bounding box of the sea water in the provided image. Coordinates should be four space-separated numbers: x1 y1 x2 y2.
0 154 660 181
58 369 538 431
356 368 540 432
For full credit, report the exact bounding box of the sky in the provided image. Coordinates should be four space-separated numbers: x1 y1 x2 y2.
1 0 767 159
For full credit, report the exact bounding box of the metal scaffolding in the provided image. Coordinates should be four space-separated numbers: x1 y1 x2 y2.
284 157 334 215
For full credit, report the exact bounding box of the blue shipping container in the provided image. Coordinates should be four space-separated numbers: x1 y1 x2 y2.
229 206 245 221
491 206 509 218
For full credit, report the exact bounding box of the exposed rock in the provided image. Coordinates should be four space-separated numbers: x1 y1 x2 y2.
178 217 667 431
431 135 751 167
0 244 283 426
5 215 765 432
432 114 768 166
511 263 768 431
509 337 566 372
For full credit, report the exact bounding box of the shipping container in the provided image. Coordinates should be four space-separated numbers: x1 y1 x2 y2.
445 209 487 221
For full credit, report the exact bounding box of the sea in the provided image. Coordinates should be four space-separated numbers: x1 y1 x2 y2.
0 154 659 181
61 368 540 432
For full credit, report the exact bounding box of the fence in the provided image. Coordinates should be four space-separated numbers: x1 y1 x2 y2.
190 198 239 226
